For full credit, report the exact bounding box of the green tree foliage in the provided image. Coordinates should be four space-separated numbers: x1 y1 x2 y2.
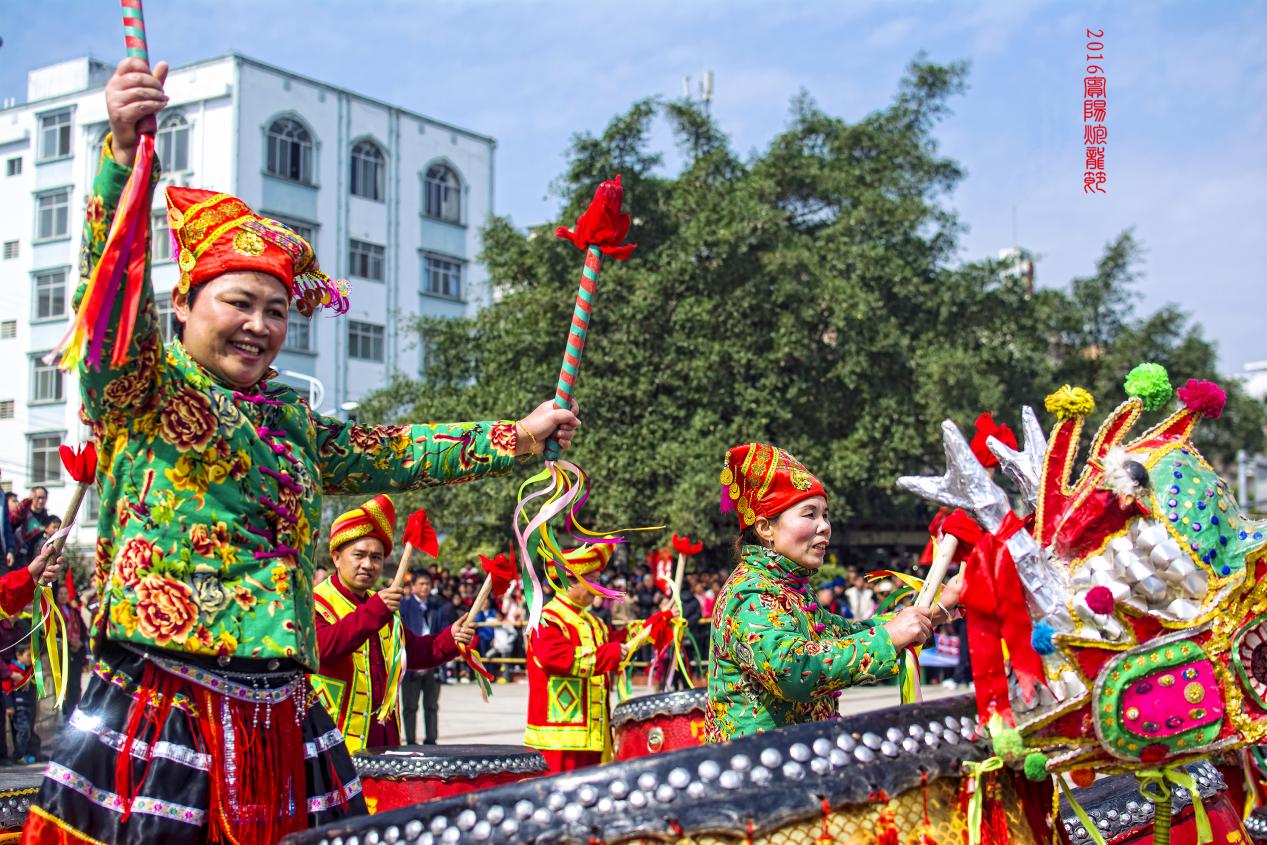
358 59 1264 569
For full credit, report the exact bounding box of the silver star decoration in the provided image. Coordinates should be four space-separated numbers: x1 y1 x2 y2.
896 420 1010 533
987 405 1047 510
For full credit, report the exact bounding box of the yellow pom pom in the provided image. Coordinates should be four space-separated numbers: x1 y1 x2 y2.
1044 385 1095 421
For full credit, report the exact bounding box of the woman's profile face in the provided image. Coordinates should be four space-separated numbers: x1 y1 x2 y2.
760 495 831 570
174 271 289 389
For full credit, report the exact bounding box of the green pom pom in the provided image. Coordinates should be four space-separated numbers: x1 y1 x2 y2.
991 727 1024 758
1023 751 1049 781
1123 363 1172 412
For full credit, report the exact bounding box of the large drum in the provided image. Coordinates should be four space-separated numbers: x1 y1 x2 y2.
287 695 1048 844
0 771 42 843
1058 760 1248 844
612 689 707 760
1248 807 1267 843
353 745 548 815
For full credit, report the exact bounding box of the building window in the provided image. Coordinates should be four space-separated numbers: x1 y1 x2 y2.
423 253 463 299
157 113 190 173
32 268 67 321
0 400 13 419
0 321 15 339
38 110 72 161
152 211 172 263
350 141 385 201
349 239 385 281
154 292 179 342
5 157 21 177
36 189 71 241
283 307 312 352
266 117 314 184
347 320 384 362
2 241 17 260
30 356 64 404
28 434 63 484
424 164 461 223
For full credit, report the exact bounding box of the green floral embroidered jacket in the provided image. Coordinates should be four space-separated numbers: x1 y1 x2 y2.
705 545 900 741
78 148 520 669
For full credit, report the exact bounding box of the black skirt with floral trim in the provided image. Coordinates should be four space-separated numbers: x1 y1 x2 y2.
22 645 364 844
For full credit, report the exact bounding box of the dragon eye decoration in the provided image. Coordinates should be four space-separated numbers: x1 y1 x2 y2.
1233 614 1267 709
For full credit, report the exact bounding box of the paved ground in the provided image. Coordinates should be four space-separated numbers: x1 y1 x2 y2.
428 677 968 746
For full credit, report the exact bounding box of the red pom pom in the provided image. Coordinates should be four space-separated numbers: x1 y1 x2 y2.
1085 586 1115 615
1070 768 1096 788
1177 378 1226 419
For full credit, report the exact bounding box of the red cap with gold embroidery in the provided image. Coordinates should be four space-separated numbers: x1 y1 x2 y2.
329 494 397 555
165 186 349 317
720 443 827 529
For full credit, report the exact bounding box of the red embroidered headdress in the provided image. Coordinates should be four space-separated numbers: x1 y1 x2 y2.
329 494 397 555
165 186 349 316
720 443 827 530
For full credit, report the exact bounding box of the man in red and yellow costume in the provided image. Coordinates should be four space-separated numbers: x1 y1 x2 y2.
524 544 626 773
313 495 473 753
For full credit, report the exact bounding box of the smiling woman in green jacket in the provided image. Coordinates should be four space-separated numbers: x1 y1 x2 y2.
705 442 962 742
25 57 580 845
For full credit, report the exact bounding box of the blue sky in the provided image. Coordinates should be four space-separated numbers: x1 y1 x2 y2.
4 0 1264 373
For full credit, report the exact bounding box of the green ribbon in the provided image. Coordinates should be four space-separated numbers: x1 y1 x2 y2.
962 756 1004 845
1137 763 1212 845
1057 776 1107 845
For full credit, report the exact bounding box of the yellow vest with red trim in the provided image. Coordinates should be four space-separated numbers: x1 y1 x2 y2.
311 578 404 755
524 596 614 755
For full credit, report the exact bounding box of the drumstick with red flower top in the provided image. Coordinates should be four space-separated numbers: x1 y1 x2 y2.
513 175 659 631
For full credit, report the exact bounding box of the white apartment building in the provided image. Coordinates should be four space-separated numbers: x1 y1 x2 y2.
0 54 496 546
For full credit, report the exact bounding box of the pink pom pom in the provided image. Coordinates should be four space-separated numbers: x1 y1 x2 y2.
1177 378 1226 419
1086 586 1115 615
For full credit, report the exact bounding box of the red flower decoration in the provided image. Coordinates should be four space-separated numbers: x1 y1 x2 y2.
671 533 703 557
59 441 98 485
554 174 637 260
404 509 439 558
1177 378 1226 419
645 609 675 652
969 413 1017 469
478 553 517 599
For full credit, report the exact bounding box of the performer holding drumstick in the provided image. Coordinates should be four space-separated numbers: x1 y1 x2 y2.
705 443 964 742
312 498 474 754
25 10 582 840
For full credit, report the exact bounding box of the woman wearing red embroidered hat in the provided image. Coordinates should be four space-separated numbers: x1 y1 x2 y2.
705 443 963 741
25 59 579 845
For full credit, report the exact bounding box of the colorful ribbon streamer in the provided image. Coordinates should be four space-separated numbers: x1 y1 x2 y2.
1057 775 1107 845
962 756 1004 845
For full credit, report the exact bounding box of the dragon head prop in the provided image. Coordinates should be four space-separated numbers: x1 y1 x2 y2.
900 364 1266 775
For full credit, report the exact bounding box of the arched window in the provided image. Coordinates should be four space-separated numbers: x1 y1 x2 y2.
350 140 385 201
424 164 461 223
266 117 313 183
157 113 190 173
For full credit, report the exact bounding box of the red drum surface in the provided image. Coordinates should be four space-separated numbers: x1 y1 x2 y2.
354 745 548 814
611 689 706 760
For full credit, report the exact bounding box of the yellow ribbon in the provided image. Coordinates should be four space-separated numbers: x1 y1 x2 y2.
1137 762 1212 845
962 756 1004 845
1056 775 1107 845
38 586 69 709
